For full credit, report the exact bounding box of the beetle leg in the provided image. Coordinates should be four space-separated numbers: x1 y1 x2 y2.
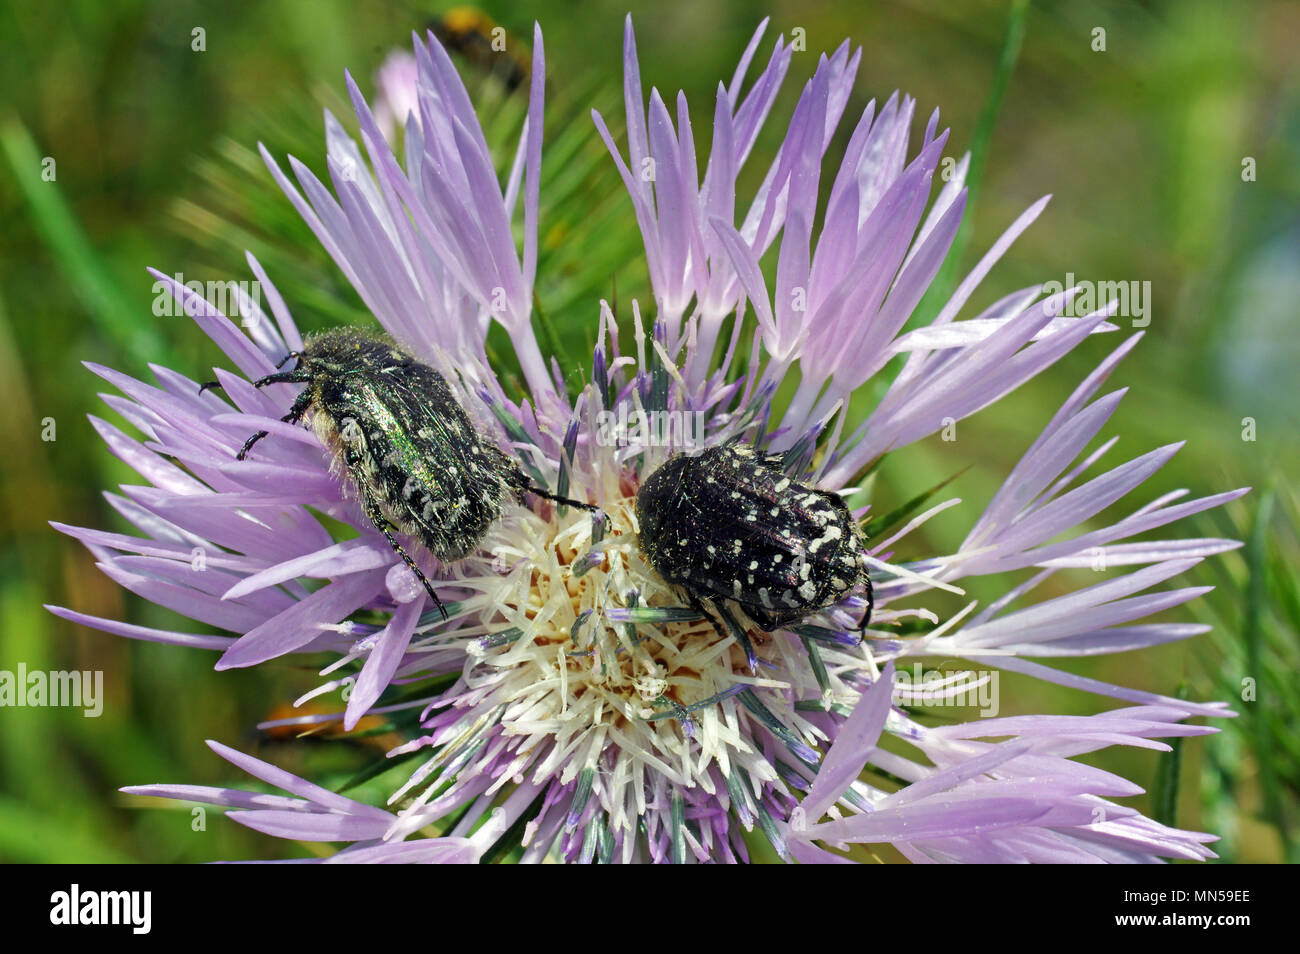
252 369 312 388
353 476 449 621
523 484 599 513
856 548 875 634
236 387 314 461
857 573 874 635
686 592 730 643
737 601 781 632
369 509 449 621
200 351 301 393
714 600 760 672
504 466 598 513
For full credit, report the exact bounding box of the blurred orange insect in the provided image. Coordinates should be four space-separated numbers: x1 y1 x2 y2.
260 700 396 750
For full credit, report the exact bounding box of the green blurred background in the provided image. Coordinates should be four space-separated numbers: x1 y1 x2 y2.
0 0 1295 862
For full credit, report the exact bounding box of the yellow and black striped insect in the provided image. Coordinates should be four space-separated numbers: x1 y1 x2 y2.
636 443 874 638
428 7 530 92
204 329 590 618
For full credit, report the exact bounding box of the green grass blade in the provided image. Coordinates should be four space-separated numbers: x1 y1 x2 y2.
914 0 1031 324
0 114 162 357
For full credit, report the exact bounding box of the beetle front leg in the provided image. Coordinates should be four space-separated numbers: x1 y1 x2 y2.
505 466 598 513
523 483 599 513
236 387 314 461
253 369 312 388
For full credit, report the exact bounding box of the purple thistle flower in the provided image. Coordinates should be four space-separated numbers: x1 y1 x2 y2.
52 18 1246 864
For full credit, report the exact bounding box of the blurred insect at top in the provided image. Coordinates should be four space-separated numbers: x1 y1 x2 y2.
429 7 531 92
371 10 532 148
